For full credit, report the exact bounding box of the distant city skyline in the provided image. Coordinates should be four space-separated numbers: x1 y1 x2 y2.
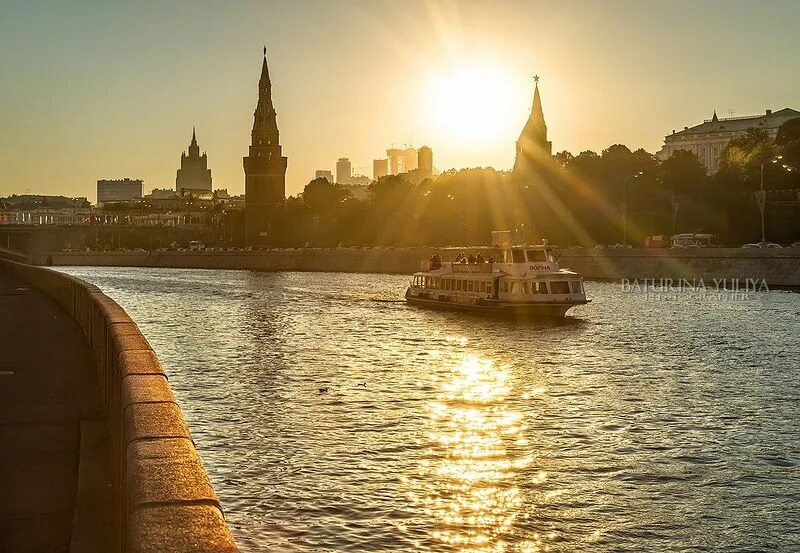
2 0 799 201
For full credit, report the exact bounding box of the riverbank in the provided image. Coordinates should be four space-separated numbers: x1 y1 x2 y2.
34 246 800 287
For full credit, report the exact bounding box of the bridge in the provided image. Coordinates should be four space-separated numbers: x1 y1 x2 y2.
0 256 237 552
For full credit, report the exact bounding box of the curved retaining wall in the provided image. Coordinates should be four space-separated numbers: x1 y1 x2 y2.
0 259 237 552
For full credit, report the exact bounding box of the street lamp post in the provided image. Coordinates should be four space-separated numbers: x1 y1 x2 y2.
622 171 643 247
759 155 783 245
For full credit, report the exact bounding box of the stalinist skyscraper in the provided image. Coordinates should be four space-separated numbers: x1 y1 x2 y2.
243 48 287 245
176 127 213 196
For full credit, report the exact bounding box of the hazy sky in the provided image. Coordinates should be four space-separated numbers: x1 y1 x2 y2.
1 0 798 201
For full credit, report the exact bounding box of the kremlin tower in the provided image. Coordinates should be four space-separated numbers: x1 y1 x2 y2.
243 47 287 245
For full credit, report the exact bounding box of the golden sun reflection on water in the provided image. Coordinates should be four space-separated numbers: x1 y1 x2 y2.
424 352 547 552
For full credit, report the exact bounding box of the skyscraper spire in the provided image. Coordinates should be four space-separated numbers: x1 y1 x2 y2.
188 127 199 157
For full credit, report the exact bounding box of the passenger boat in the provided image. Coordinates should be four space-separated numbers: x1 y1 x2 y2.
405 231 590 317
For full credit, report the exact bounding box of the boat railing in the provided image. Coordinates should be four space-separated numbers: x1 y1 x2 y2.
420 260 494 273
451 262 493 274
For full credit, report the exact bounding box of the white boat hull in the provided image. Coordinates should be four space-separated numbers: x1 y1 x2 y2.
405 289 589 317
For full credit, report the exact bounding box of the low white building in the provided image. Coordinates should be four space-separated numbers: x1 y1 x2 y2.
97 178 143 204
657 108 800 173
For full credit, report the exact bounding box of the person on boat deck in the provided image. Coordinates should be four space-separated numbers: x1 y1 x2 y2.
467 254 477 264
430 253 441 269
476 253 485 264
459 252 468 263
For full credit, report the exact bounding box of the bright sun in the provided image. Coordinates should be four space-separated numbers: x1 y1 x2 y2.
424 64 523 148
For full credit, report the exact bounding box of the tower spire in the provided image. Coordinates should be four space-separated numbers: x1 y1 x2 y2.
252 48 277 143
260 47 271 88
531 75 544 122
712 110 719 122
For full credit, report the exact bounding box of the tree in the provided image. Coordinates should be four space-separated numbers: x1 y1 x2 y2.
661 149 708 196
776 118 800 185
775 117 800 146
717 127 778 190
302 177 345 216
553 150 574 168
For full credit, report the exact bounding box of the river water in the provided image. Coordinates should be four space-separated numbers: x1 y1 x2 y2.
57 267 800 552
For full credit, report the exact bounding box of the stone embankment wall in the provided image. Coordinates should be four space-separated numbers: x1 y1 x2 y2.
39 247 800 287
0 258 237 552
38 248 438 275
558 247 800 287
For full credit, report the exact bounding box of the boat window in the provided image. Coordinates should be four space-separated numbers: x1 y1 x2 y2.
534 281 547 294
512 249 525 263
479 281 486 293
526 249 547 262
468 280 474 292
570 281 583 294
521 282 529 294
550 281 570 294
